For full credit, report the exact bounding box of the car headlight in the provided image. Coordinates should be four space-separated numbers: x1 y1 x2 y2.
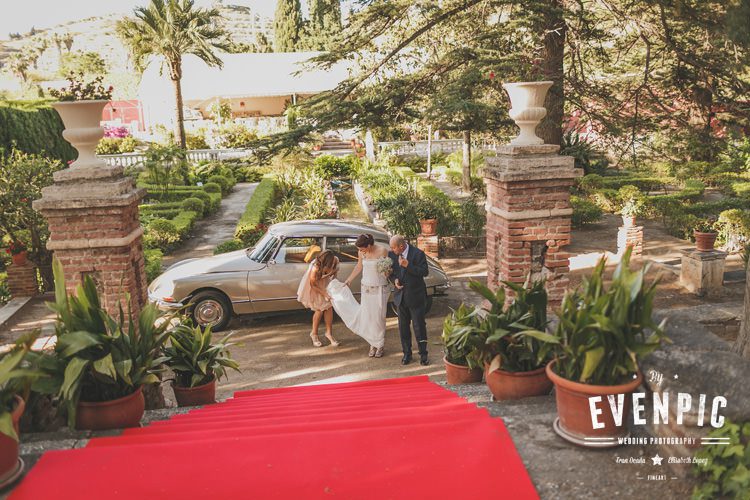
150 279 175 301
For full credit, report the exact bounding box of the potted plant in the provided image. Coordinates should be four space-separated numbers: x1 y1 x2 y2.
618 185 646 226
0 333 41 488
163 323 240 407
441 304 483 384
415 197 439 236
49 72 113 170
7 240 27 266
35 260 172 430
463 280 557 400
694 216 719 251
537 247 668 446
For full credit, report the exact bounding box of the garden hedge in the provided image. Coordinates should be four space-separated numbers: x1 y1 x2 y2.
0 100 76 161
234 174 278 244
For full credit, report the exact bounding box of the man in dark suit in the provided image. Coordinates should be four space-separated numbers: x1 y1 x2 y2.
388 235 429 366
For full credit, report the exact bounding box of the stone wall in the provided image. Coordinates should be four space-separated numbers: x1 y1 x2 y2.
642 309 750 476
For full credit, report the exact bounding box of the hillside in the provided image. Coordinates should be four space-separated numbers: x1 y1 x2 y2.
0 3 274 99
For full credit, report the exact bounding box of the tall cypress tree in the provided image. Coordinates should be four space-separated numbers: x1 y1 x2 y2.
274 0 304 52
306 0 342 50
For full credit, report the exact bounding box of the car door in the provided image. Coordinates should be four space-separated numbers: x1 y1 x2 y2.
325 236 363 297
249 236 323 312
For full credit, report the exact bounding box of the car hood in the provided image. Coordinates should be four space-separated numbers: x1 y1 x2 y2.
165 250 266 277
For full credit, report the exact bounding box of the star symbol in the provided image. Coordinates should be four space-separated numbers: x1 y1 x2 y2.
651 454 663 466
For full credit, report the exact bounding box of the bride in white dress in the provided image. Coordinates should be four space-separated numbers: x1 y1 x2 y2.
327 234 390 358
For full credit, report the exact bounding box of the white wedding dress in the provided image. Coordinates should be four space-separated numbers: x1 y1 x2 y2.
327 259 388 348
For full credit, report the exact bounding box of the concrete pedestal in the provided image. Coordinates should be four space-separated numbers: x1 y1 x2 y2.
483 144 582 302
680 249 727 297
33 165 148 317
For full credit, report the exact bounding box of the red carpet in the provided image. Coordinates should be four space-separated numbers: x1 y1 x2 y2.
10 376 538 499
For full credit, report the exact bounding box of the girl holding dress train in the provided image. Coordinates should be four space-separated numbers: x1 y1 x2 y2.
297 250 341 347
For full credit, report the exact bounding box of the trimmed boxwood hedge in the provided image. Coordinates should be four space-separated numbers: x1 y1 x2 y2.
234 174 278 244
0 100 76 161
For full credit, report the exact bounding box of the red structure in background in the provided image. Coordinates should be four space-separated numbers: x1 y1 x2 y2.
102 100 145 131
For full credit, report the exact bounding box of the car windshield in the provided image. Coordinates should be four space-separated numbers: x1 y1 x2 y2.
247 232 280 263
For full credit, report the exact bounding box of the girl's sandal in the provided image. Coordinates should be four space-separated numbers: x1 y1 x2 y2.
310 333 323 347
326 334 341 347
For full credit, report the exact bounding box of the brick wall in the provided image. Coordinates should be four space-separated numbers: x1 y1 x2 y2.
7 262 39 298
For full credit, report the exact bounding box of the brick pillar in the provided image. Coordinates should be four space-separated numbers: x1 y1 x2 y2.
7 262 39 298
33 165 147 318
483 144 581 303
617 224 643 256
417 234 439 259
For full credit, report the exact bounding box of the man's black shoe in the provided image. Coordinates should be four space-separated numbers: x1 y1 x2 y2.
401 355 412 365
420 355 429 366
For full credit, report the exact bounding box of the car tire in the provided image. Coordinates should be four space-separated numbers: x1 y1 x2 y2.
389 295 433 317
190 291 232 331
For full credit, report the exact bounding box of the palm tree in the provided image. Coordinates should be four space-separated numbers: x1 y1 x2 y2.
117 0 228 147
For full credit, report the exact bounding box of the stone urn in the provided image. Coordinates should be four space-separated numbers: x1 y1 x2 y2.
503 81 554 146
52 100 108 168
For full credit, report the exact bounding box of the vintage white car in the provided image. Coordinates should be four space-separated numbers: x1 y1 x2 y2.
148 220 451 330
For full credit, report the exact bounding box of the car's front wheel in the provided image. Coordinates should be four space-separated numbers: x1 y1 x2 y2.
190 291 232 331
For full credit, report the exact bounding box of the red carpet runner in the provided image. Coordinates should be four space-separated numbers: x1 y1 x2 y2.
10 376 538 499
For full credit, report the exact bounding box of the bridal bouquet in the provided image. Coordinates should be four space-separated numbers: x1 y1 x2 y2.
376 257 393 277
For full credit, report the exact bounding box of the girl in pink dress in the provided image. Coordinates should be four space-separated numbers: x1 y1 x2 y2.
297 250 341 347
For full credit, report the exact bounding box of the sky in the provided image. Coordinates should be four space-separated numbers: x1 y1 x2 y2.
0 0 277 39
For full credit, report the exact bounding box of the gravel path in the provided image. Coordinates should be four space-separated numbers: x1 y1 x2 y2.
161 182 258 268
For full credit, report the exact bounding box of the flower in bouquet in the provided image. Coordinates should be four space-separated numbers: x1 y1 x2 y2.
376 257 393 276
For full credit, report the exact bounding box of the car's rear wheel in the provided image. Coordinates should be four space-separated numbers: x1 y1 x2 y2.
389 295 433 317
190 291 231 331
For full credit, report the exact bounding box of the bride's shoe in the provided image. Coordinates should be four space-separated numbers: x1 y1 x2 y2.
374 347 384 358
368 346 377 357
310 333 323 347
325 334 340 347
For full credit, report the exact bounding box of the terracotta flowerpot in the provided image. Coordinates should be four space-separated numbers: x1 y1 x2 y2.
313 145 321 151
11 251 27 266
503 81 554 145
546 361 643 443
173 378 216 407
694 231 718 252
621 215 636 227
52 100 108 169
0 396 25 486
443 357 482 385
485 365 552 400
419 219 438 237
75 386 145 431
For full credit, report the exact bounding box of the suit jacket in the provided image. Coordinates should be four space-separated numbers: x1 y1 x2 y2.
389 244 429 307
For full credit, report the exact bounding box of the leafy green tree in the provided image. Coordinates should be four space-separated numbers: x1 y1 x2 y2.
255 32 273 53
117 0 228 148
305 0 342 51
274 0 304 52
58 51 107 78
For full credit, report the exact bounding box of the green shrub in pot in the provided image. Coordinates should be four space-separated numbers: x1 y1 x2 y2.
533 247 670 444
464 280 557 373
33 260 173 428
442 303 482 367
545 247 668 385
0 332 42 441
162 323 240 389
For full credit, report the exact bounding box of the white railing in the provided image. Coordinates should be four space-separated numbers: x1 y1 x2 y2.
98 148 250 167
377 139 511 157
